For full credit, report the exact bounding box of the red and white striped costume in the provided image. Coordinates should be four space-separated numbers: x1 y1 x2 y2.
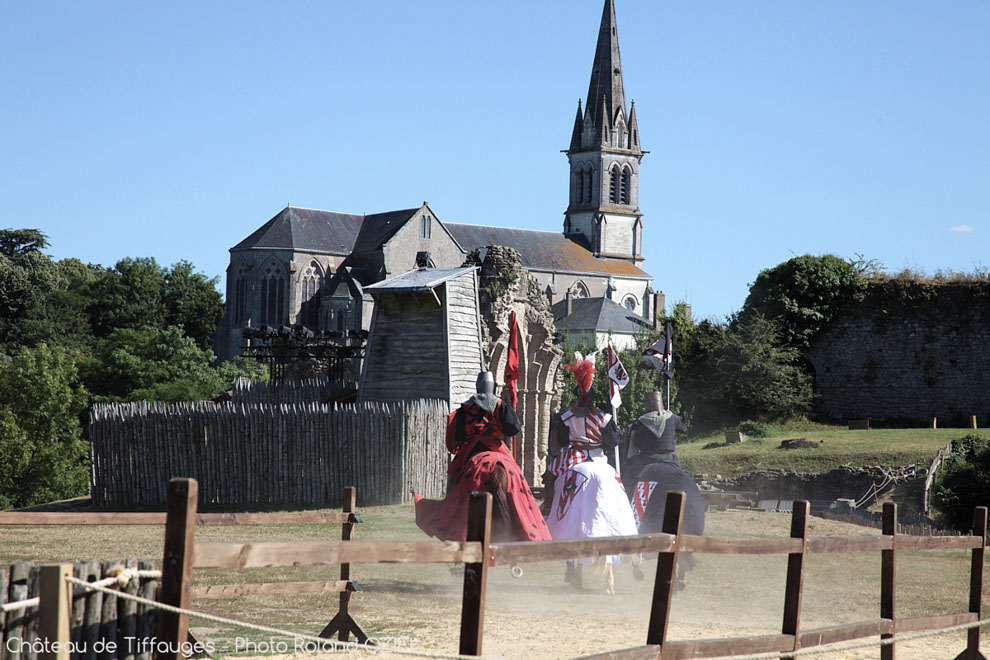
630 481 658 529
547 408 612 478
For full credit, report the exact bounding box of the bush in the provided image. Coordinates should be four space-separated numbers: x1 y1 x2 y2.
738 420 777 438
931 434 990 532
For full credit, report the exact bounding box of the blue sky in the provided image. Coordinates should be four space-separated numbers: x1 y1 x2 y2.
2 1 988 321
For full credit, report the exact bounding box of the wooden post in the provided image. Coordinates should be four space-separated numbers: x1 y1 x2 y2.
972 416 979 430
38 564 71 660
459 492 492 656
647 490 685 647
782 501 810 657
954 506 988 660
155 478 198 660
881 502 897 660
931 417 938 429
319 486 369 643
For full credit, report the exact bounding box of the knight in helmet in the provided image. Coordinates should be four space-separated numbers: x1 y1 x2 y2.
415 371 551 543
543 353 638 590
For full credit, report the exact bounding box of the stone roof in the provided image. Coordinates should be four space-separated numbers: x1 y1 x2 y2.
445 222 649 277
551 296 649 335
231 206 364 254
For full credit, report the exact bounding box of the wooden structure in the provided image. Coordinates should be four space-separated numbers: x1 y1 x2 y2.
1 559 160 660
146 477 990 659
89 399 448 507
360 266 484 407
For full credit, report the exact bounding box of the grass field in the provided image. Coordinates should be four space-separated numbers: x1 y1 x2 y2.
2 501 987 659
677 425 984 477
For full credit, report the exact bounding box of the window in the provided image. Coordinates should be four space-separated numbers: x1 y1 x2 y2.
583 170 593 203
234 265 248 323
575 170 584 204
572 281 589 298
421 214 431 239
260 262 285 326
609 167 620 203
623 295 637 311
621 167 631 205
300 261 322 328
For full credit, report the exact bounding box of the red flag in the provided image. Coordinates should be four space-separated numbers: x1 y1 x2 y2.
504 311 520 462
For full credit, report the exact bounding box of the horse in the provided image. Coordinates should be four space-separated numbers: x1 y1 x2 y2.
625 459 706 589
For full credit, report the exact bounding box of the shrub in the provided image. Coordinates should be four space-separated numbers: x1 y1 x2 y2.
738 420 777 438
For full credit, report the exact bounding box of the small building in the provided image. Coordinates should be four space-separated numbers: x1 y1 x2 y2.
551 294 652 351
359 266 484 407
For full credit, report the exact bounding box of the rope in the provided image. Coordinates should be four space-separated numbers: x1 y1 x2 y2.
704 615 990 660
1 596 39 613
65 576 503 660
1 568 161 613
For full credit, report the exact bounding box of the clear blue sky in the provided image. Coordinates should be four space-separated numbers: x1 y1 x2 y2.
2 1 988 321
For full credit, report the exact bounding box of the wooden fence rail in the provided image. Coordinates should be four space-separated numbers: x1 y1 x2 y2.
0 559 159 660
89 399 449 508
18 478 989 660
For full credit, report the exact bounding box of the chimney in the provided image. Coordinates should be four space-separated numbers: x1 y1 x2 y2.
566 290 573 316
653 291 665 331
685 303 692 319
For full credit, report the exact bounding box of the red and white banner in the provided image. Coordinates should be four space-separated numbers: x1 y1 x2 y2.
607 343 629 409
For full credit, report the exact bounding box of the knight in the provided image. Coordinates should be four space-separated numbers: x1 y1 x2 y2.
543 354 638 591
414 371 551 543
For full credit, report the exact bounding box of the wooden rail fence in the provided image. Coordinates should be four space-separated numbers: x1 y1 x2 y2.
18 478 989 659
89 399 449 508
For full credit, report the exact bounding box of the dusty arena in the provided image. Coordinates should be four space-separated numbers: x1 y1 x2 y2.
2 502 984 660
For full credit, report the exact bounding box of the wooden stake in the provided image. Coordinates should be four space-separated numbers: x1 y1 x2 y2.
155 479 198 660
782 501 810 657
647 490 685 648
38 564 71 660
881 502 897 660
954 506 988 660
319 486 369 643
931 417 938 429
972 416 979 430
459 492 492 656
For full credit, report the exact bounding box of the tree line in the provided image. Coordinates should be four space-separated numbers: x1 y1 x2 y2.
0 229 264 508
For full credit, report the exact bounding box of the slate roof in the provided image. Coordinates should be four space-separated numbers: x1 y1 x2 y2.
364 267 478 293
232 207 365 254
445 223 649 277
350 208 421 253
551 296 650 335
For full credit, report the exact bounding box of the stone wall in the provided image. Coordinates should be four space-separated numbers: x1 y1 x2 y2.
466 246 562 484
804 282 990 425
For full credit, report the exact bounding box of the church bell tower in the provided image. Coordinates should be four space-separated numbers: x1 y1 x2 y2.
564 0 644 263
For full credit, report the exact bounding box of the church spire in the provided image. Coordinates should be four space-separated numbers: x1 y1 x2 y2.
583 0 627 149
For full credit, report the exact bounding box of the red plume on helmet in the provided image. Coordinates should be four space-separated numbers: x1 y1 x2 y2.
563 353 596 403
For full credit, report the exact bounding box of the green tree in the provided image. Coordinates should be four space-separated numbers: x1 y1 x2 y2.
163 260 224 350
87 257 167 338
0 344 90 508
82 325 263 403
739 254 864 349
0 229 63 353
932 436 990 532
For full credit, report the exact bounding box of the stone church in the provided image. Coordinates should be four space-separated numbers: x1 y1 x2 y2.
215 0 656 362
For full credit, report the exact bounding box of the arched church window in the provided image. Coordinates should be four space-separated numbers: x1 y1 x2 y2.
609 167 620 204
623 295 637 311
300 261 323 328
572 281 589 298
260 261 285 327
575 170 584 205
621 167 631 205
234 264 248 323
583 169 593 203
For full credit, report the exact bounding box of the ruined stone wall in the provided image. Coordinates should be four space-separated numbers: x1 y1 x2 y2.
804 282 990 425
465 246 562 484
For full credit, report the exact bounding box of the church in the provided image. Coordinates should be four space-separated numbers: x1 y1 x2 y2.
214 0 657 361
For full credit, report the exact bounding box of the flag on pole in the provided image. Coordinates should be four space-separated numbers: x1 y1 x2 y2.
504 310 520 462
607 343 629 408
643 323 674 378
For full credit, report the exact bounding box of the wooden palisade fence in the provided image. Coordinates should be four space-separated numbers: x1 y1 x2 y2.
89 399 449 508
0 559 160 660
